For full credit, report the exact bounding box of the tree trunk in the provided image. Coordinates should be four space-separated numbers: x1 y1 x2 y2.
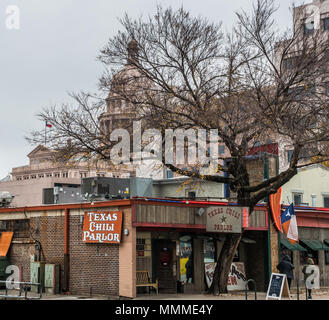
209 178 249 295
209 233 243 294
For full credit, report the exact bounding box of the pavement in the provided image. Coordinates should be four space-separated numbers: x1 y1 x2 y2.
1 289 329 300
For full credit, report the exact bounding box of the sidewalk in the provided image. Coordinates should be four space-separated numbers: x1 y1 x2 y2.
2 290 329 300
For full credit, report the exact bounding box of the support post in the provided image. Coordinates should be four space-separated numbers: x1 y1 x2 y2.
63 208 70 292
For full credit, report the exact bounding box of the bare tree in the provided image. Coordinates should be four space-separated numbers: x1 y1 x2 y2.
27 0 329 294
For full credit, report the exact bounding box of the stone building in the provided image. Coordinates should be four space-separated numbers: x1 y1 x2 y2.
0 145 131 207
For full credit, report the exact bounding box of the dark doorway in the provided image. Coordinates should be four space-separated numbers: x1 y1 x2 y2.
153 240 177 293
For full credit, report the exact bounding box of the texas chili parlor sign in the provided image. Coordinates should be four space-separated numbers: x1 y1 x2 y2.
206 206 248 233
82 211 123 243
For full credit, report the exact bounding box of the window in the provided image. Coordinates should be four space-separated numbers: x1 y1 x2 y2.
323 17 329 30
179 235 193 283
97 173 105 177
185 189 196 199
304 21 314 34
324 196 329 208
283 57 298 70
136 237 151 257
287 150 294 163
80 172 87 178
293 193 303 206
0 219 29 238
218 145 225 154
62 172 68 178
166 169 174 179
311 195 316 207
13 220 30 238
54 172 60 178
136 238 146 256
0 220 10 232
204 238 216 263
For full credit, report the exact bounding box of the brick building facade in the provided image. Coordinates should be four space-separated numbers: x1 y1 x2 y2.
0 201 135 297
1 197 328 297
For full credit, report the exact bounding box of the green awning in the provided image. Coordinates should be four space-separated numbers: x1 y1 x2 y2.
300 239 329 251
280 238 307 251
324 239 329 247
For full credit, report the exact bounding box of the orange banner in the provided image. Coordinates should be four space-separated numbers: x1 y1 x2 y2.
82 211 122 244
0 231 13 256
269 188 283 232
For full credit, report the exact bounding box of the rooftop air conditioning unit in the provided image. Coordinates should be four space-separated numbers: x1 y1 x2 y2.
0 191 14 207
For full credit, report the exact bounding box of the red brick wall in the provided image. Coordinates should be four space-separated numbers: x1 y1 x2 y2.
37 216 65 266
68 215 119 296
7 213 120 296
7 215 65 285
7 242 35 283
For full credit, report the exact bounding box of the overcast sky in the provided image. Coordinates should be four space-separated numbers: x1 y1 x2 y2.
0 0 311 179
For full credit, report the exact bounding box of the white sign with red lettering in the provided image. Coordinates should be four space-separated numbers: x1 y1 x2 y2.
206 206 246 233
227 262 247 291
204 262 247 291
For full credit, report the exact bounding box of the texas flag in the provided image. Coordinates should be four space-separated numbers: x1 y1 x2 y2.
281 204 299 244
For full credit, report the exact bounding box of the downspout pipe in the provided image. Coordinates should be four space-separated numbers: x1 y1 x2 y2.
64 208 70 293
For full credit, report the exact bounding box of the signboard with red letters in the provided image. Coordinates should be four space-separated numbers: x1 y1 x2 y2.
82 211 123 244
206 206 248 233
205 262 247 291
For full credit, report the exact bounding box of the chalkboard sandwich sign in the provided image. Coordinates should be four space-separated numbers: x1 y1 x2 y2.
266 273 291 300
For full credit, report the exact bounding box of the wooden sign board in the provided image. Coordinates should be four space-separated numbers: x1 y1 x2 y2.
82 211 122 244
206 206 248 233
266 273 290 300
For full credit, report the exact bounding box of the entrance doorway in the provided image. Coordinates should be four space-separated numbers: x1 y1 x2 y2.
153 240 177 293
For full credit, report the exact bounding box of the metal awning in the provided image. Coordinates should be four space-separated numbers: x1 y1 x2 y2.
300 239 329 251
280 238 307 251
